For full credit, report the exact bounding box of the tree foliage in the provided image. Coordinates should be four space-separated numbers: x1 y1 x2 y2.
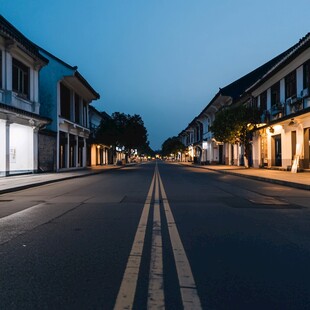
95 112 149 155
161 136 186 156
210 104 260 157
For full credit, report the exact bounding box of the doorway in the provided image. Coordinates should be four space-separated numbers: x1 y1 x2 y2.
272 134 282 166
304 128 310 168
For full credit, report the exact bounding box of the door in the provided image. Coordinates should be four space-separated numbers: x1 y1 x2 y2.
273 134 282 166
304 128 310 168
219 145 223 164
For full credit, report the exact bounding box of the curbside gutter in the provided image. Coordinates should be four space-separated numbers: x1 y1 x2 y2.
0 164 137 195
179 163 310 191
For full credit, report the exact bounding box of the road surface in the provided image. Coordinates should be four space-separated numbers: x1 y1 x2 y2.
0 161 310 309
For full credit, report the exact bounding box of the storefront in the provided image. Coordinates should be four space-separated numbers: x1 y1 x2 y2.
0 105 50 176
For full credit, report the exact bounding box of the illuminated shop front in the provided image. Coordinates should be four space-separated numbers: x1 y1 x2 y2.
0 106 49 176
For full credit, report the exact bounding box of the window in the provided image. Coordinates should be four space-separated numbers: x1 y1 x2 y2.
303 60 310 89
0 50 2 89
271 82 280 106
12 58 30 99
83 100 87 127
285 70 296 99
75 94 80 124
60 83 71 119
260 91 267 111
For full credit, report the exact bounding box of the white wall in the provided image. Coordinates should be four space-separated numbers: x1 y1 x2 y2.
0 121 5 174
9 124 33 172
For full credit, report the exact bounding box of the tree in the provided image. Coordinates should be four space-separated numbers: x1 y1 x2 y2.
210 104 260 165
161 136 186 157
94 115 118 147
95 112 149 161
123 114 148 152
137 141 155 158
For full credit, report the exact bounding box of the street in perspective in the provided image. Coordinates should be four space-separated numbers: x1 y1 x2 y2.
1 161 310 309
2 2 310 309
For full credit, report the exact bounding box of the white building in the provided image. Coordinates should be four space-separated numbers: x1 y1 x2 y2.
0 16 50 176
38 48 100 171
249 33 310 170
179 40 295 167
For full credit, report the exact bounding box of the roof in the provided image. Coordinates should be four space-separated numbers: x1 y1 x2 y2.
89 105 111 119
39 46 100 100
0 102 52 124
246 33 310 92
0 15 48 64
193 35 310 123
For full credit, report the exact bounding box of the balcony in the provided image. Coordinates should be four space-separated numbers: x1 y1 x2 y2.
287 96 303 114
3 90 40 114
270 103 284 117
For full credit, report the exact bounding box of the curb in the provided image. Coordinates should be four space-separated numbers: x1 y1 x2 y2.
179 163 310 191
0 164 131 195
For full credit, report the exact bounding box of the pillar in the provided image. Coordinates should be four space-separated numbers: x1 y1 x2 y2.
5 121 10 176
66 132 70 168
33 128 38 172
83 138 86 167
75 135 79 167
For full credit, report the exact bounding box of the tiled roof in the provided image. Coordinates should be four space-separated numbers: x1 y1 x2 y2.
246 33 310 92
0 102 51 124
89 105 111 120
195 33 310 122
0 15 48 63
181 34 310 135
39 47 100 100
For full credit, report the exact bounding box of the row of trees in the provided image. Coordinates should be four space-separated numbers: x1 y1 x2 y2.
93 112 154 160
211 105 260 161
161 136 186 157
97 106 258 162
161 105 259 163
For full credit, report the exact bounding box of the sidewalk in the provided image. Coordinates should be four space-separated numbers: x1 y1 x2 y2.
1 162 309 195
179 162 310 191
0 165 126 195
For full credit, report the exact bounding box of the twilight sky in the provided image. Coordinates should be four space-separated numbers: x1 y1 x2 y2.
1 0 309 149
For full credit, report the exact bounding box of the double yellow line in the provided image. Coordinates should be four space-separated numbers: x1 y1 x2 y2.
114 163 202 309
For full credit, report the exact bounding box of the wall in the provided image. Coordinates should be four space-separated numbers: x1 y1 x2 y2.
38 131 57 172
9 124 33 173
39 51 73 132
0 121 5 175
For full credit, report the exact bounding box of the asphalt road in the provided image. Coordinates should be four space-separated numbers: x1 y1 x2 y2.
0 161 310 309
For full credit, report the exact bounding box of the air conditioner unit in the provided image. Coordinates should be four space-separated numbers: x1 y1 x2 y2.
301 88 309 97
285 97 292 105
291 96 297 104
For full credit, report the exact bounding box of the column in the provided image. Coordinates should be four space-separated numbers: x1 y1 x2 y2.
83 138 87 167
5 121 10 176
56 131 60 171
104 148 107 165
66 132 70 168
33 128 38 172
75 135 79 167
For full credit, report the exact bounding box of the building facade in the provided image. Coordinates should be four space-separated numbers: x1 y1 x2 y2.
179 34 308 170
38 49 100 171
0 16 50 176
88 106 112 166
249 33 310 170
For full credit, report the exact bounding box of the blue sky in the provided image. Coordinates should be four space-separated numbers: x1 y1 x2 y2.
1 0 309 149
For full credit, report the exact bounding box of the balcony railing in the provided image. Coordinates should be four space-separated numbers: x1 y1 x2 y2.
3 90 39 114
260 94 309 124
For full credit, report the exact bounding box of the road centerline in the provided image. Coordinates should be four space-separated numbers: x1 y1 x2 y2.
157 165 202 310
114 168 156 310
147 168 165 309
